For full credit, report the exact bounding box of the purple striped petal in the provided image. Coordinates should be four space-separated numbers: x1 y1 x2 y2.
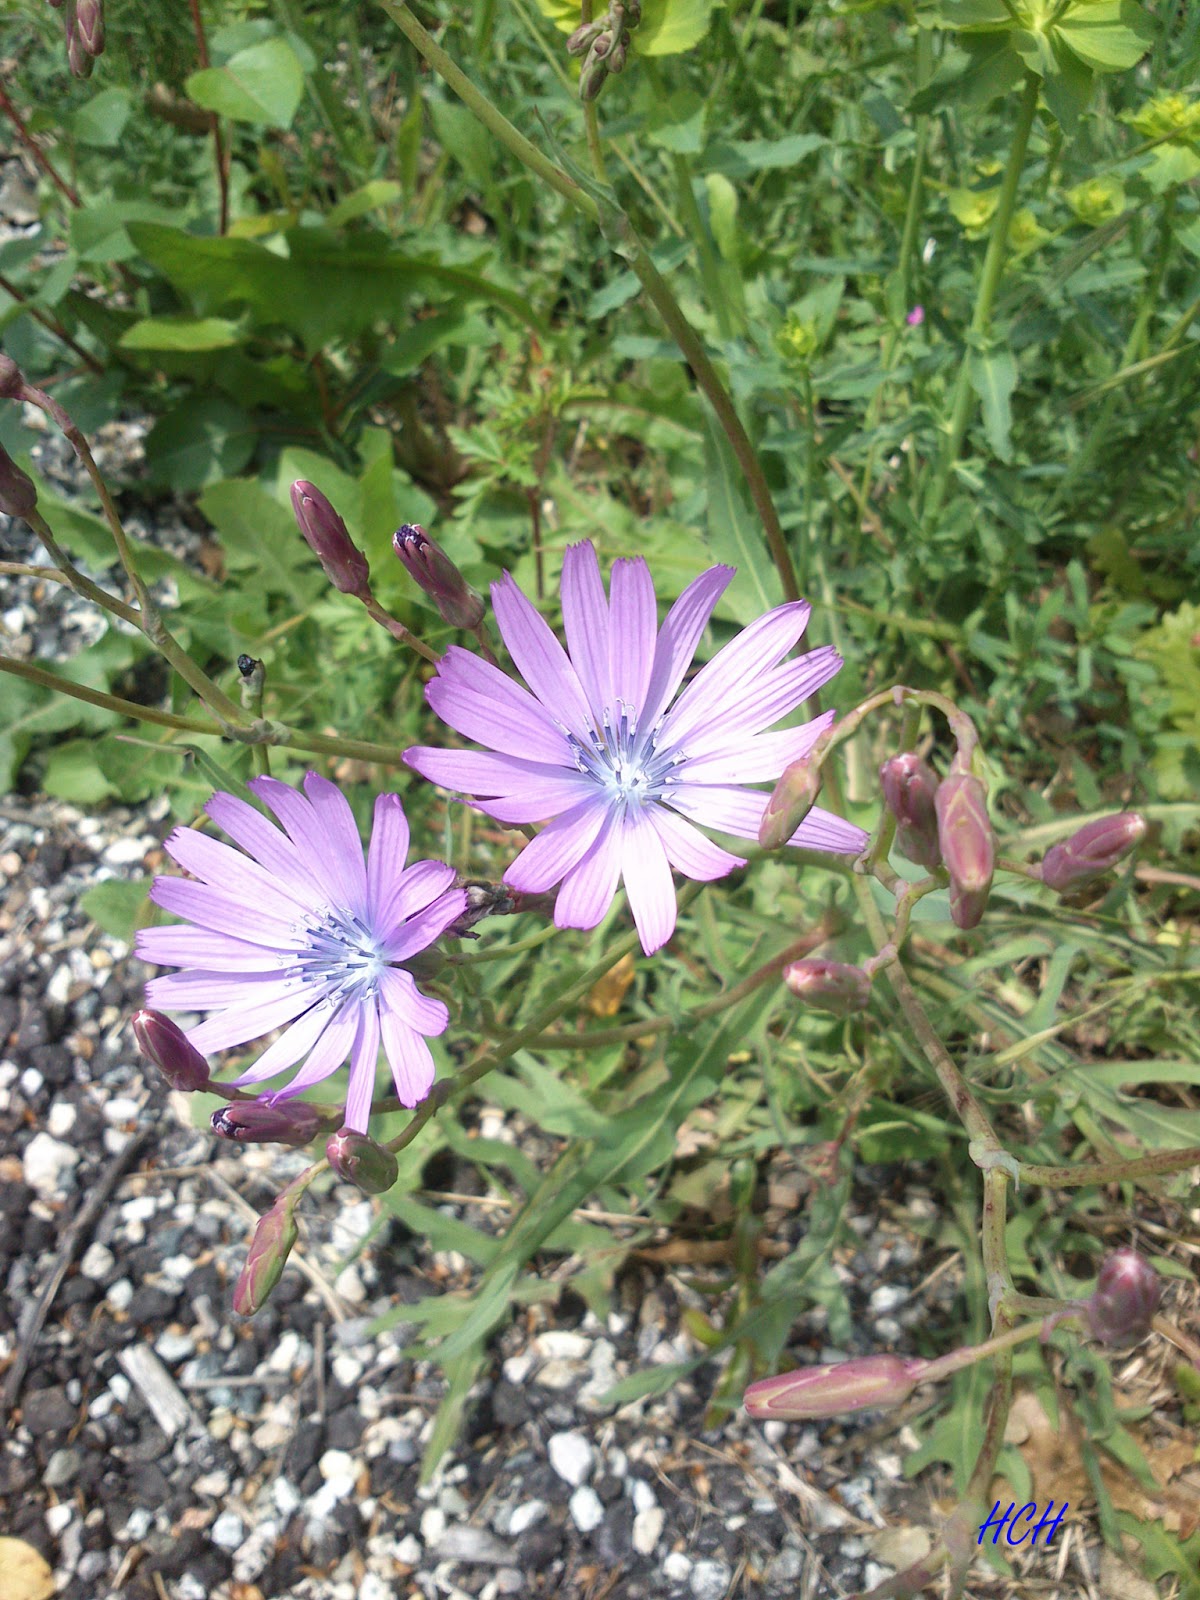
491 571 594 740
150 878 299 948
621 807 677 954
561 541 612 722
660 601 812 747
377 863 460 942
136 924 284 973
343 1003 382 1133
248 776 357 911
264 998 359 1098
553 808 623 930
502 798 611 894
146 969 311 1011
380 966 448 1034
678 709 835 785
302 773 368 916
669 785 867 855
639 565 734 730
425 677 575 766
381 885 466 962
426 646 575 762
162 826 308 918
367 793 410 915
205 792 326 907
187 983 320 1054
608 557 657 717
378 995 436 1108
403 746 588 827
791 808 870 854
231 999 337 1086
649 805 745 880
475 774 594 825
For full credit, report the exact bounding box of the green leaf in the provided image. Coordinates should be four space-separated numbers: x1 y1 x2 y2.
638 0 718 55
71 87 133 148
185 38 305 128
1056 0 1154 72
702 416 784 623
643 90 707 156
79 878 151 942
42 739 119 804
910 35 1023 113
144 396 256 491
705 134 825 178
325 180 404 228
120 316 245 352
704 173 739 263
967 341 1018 461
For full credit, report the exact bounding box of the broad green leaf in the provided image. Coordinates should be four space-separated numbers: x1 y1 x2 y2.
638 0 718 54
702 416 784 622
42 739 119 804
144 396 256 491
910 35 1023 113
120 316 244 352
705 134 825 177
1056 1 1154 72
967 341 1018 461
80 878 151 942
72 87 132 148
185 38 305 128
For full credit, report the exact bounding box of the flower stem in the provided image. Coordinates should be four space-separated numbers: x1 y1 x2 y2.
923 71 1040 527
1020 1144 1200 1188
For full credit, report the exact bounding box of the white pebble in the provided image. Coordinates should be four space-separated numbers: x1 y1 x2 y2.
273 1478 302 1519
630 1479 656 1513
663 1551 692 1584
20 1067 44 1097
318 1449 357 1482
869 1285 909 1314
548 1430 593 1488
45 1503 74 1535
155 1331 195 1364
79 1242 114 1280
106 1280 133 1311
535 1330 590 1361
569 1486 604 1534
47 1103 77 1139
633 1506 664 1554
395 1533 422 1564
507 1500 546 1537
420 1506 446 1546
690 1559 733 1600
122 1195 156 1223
23 1133 79 1195
103 836 152 866
104 1097 141 1124
210 1511 246 1550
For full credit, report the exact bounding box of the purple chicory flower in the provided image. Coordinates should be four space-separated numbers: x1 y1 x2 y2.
405 541 867 955
136 775 466 1129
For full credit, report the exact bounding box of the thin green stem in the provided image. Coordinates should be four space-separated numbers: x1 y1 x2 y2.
924 72 1040 526
1021 1145 1200 1189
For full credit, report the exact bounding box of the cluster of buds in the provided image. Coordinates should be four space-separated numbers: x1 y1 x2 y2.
566 2 641 102
46 0 105 78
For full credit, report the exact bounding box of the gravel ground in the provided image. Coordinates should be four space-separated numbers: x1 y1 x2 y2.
1 392 1186 1600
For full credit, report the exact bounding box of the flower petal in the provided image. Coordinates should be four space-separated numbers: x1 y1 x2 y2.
553 807 623 930
377 862 459 942
423 646 575 764
248 776 360 911
342 1002 382 1134
264 998 360 1098
403 746 573 797
648 804 745 880
502 798 611 894
639 564 734 731
149 877 299 948
136 923 284 973
608 557 657 717
668 785 867 855
367 792 410 917
231 999 337 1086
381 885 466 962
659 601 812 747
491 571 594 740
162 826 308 917
791 808 870 854
378 991 436 1108
621 806 678 954
561 540 612 722
302 772 368 916
380 965 449 1035
205 792 326 907
186 982 321 1054
146 969 312 1011
678 709 835 785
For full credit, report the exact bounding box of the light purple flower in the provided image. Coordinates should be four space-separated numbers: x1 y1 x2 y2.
136 775 466 1129
405 541 866 955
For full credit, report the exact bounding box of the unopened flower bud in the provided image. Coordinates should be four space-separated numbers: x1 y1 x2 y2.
67 20 94 78
566 19 606 55
1083 1249 1161 1347
132 1008 211 1092
211 1098 324 1148
607 39 628 73
0 354 25 399
233 1197 298 1315
935 772 993 929
392 524 485 629
745 1354 928 1420
880 752 941 871
783 957 871 1015
759 756 823 850
579 48 611 102
76 0 104 56
326 1128 399 1195
448 880 517 937
0 444 37 519
290 480 371 600
1041 812 1146 893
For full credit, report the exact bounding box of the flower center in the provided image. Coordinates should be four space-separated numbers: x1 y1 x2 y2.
289 905 388 1001
565 703 684 808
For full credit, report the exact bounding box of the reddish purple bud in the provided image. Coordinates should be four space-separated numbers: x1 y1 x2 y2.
783 958 871 1015
76 0 104 55
1083 1249 1161 1347
745 1354 928 1420
290 481 371 600
211 1099 324 1148
1041 812 1146 893
66 19 94 78
132 1008 211 1093
233 1197 298 1315
566 19 606 55
0 444 37 519
880 752 941 871
392 524 485 630
326 1128 399 1195
0 354 25 399
935 772 994 929
759 756 823 850
906 305 925 327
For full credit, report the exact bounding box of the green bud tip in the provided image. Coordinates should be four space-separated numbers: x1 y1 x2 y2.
759 756 823 850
